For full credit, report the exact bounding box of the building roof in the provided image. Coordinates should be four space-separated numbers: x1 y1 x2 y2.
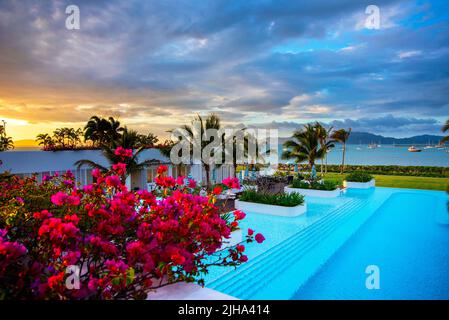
0 149 170 174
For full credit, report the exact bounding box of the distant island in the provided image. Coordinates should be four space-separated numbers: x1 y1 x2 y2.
278 132 445 145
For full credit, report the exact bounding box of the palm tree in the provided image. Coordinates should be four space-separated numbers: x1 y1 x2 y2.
136 132 158 148
75 145 158 184
0 136 14 151
441 119 449 144
113 127 141 149
172 114 221 188
282 124 326 172
84 116 123 147
75 127 160 183
36 133 54 149
314 122 335 175
223 129 268 178
331 128 352 174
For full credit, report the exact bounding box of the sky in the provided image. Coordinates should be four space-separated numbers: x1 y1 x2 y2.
0 0 448 142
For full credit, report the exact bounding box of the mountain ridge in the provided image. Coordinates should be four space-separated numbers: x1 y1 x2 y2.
277 132 445 145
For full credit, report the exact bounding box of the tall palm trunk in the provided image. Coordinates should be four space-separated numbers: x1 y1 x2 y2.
204 164 211 189
340 143 346 174
325 152 328 173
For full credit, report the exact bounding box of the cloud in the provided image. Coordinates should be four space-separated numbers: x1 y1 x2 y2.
0 0 448 140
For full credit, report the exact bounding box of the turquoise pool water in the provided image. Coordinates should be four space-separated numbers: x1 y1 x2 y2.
205 187 449 300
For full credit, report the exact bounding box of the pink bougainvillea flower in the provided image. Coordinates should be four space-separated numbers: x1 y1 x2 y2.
92 168 102 178
255 233 265 244
112 163 127 176
114 146 133 158
155 176 176 188
83 184 94 194
212 186 223 195
105 175 121 188
51 192 80 206
233 210 246 220
222 177 240 189
188 179 197 189
176 175 185 185
0 157 265 300
157 165 168 175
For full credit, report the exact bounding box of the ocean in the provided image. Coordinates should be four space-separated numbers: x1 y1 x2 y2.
9 144 449 167
278 144 449 167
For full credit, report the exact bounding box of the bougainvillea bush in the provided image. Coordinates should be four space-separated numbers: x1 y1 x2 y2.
0 149 264 300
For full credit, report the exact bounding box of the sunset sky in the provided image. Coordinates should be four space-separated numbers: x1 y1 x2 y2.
0 0 448 143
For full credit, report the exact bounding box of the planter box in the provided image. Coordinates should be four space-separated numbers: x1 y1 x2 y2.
284 186 340 198
221 229 243 249
235 199 306 217
343 179 375 189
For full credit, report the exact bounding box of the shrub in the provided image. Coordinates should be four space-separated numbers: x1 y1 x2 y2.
345 172 373 182
0 149 263 300
239 189 304 207
277 163 449 178
291 179 338 191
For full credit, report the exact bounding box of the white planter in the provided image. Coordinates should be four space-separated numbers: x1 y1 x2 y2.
235 199 306 217
221 229 243 249
343 179 375 189
284 186 340 198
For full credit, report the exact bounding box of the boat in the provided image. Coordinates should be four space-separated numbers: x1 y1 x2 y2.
423 140 433 149
368 143 377 149
408 146 422 152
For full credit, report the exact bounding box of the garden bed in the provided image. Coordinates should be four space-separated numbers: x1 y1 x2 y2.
343 172 375 189
235 199 306 217
343 179 375 189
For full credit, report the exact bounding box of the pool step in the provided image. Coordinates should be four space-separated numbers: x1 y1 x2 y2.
208 197 367 299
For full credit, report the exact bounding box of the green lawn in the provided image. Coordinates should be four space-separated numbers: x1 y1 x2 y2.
323 172 449 191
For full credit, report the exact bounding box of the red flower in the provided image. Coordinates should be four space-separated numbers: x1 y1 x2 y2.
188 179 197 188
112 163 127 176
255 233 265 244
171 253 186 265
47 272 65 289
222 177 240 189
157 165 168 175
233 210 246 220
236 244 245 253
155 176 176 188
247 228 254 236
92 168 102 178
239 255 248 262
105 175 121 188
212 186 222 195
51 192 80 206
114 146 133 158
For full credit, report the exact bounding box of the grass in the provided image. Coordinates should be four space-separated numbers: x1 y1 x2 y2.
323 172 449 191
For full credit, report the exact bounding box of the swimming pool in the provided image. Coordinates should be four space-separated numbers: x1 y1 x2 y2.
205 187 449 300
